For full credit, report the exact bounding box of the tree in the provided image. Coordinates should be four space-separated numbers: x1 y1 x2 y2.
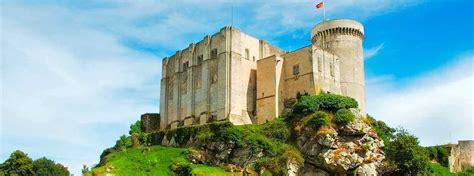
0 150 34 176
385 129 431 175
33 157 69 176
129 120 143 135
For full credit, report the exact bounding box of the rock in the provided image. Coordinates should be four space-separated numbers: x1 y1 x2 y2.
298 164 330 176
317 133 337 148
296 109 385 175
356 163 379 176
287 160 301 176
339 118 370 136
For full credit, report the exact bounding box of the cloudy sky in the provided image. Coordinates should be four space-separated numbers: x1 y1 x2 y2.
1 0 473 174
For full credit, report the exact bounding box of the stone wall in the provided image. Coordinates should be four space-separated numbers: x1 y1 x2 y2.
160 19 366 129
449 140 474 173
141 113 161 133
160 26 285 130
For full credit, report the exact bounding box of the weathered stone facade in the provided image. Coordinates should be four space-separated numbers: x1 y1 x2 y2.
449 140 474 173
141 113 161 133
160 19 366 129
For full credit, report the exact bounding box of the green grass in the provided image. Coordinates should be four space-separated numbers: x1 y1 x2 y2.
430 163 456 176
87 146 232 176
428 163 474 176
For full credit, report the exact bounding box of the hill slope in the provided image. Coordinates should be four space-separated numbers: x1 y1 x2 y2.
86 146 233 175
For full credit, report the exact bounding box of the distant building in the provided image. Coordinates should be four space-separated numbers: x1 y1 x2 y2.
159 19 366 129
449 140 474 173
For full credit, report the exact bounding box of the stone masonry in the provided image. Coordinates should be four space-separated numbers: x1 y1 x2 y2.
160 19 366 129
449 140 474 173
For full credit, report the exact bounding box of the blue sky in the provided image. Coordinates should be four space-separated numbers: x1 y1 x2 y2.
1 0 473 175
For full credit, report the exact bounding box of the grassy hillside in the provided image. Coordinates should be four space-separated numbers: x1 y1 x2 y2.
85 146 233 176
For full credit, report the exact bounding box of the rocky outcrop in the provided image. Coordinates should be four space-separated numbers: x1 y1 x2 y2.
151 109 385 175
296 109 385 175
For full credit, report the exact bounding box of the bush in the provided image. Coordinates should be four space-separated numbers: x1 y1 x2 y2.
425 145 450 167
292 93 358 117
385 129 431 175
33 157 70 176
317 92 358 111
366 115 395 144
115 135 132 149
129 120 143 135
260 118 290 143
306 111 329 129
334 108 355 125
246 134 278 156
293 95 319 114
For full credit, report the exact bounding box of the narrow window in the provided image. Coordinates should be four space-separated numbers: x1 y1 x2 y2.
197 55 203 65
293 64 300 75
183 61 189 72
211 49 217 60
245 48 249 60
253 56 256 62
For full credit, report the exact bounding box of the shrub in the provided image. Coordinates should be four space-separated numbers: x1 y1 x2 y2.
260 118 290 143
306 111 329 129
115 135 132 149
334 108 355 125
425 145 450 167
293 95 319 114
33 157 70 176
366 115 395 144
385 129 431 175
292 93 358 116
129 120 143 135
246 134 278 156
317 92 358 111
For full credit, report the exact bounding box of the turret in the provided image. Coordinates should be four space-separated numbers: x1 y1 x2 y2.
311 19 366 114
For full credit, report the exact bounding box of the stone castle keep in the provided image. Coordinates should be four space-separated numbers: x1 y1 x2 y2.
159 19 365 129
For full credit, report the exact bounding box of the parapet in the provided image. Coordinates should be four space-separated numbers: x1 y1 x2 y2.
311 19 364 42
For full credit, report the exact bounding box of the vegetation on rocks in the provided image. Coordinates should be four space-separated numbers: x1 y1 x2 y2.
89 92 467 176
334 108 355 125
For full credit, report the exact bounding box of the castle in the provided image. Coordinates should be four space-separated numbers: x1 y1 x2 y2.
159 19 366 130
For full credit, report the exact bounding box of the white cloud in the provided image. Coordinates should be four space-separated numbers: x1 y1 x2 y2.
1 0 426 175
366 54 474 146
364 43 385 59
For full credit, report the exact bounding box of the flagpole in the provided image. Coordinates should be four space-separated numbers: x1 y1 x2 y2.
323 0 326 20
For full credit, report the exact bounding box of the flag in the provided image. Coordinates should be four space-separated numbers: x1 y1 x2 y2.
315 2 323 9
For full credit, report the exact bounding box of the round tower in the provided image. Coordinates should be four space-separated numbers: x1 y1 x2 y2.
311 19 366 114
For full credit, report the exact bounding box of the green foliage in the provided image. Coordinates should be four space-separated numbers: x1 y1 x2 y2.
366 114 395 144
129 120 143 135
260 118 290 143
0 150 34 176
88 146 231 175
459 167 474 176
305 111 330 129
385 129 431 175
293 95 320 114
334 108 355 126
425 145 450 167
33 157 70 176
429 163 456 176
115 135 132 149
0 150 69 176
316 92 358 111
292 92 358 117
